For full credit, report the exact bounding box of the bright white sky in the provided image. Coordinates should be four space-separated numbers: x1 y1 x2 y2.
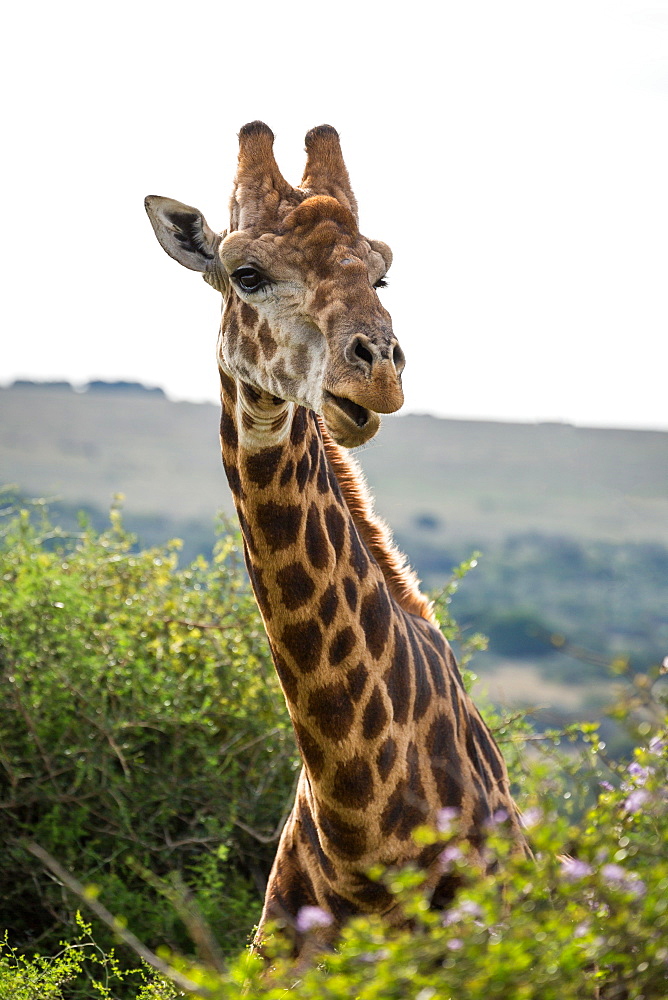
3 0 667 429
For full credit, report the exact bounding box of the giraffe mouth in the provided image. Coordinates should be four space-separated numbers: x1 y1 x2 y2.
325 391 370 428
322 391 381 447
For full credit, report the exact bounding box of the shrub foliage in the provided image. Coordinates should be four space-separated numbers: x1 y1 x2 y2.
1 499 667 999
0 500 297 963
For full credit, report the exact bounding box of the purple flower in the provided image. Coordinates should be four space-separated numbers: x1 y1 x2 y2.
560 857 593 881
447 938 464 951
624 788 650 814
600 863 626 883
485 808 509 829
443 899 483 926
295 905 333 933
649 735 667 756
436 807 460 833
439 845 464 869
599 781 614 792
627 761 650 786
521 807 543 829
601 864 646 897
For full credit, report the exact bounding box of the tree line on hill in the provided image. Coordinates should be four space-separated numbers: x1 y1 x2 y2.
8 379 166 395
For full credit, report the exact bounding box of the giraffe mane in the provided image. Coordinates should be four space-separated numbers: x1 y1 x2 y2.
319 418 436 624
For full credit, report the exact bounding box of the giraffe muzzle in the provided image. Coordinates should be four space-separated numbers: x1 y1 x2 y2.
322 392 381 448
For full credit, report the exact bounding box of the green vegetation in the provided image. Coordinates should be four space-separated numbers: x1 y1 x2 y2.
426 533 668 683
1 499 667 998
0 500 296 981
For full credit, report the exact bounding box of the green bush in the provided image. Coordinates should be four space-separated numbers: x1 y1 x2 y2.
483 609 553 658
132 718 668 1000
0 500 296 970
2 498 667 999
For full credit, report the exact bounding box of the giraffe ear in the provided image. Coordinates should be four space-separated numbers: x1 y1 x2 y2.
144 196 221 272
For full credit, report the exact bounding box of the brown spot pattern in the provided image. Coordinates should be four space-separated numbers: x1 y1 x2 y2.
276 561 315 610
324 505 346 558
256 502 302 551
240 380 261 404
350 874 394 909
466 725 493 793
332 755 374 809
384 626 410 724
290 407 308 446
348 522 369 580
328 465 344 503
220 408 238 450
346 662 368 702
428 713 464 809
376 736 397 781
380 770 427 841
329 626 356 666
308 436 319 481
257 320 278 359
422 639 447 698
305 503 329 570
295 452 310 491
280 459 294 486
222 456 243 499
360 583 392 659
240 334 259 366
247 560 271 620
431 873 460 910
324 890 359 923
294 723 325 778
218 368 237 401
268 862 317 924
307 682 354 740
298 801 335 879
318 803 367 859
408 630 432 722
471 714 505 783
282 620 322 673
343 576 358 611
317 451 330 493
273 650 298 702
319 583 339 626
244 446 283 489
362 684 388 740
240 301 257 327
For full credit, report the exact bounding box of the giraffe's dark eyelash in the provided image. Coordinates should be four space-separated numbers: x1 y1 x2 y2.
374 277 388 289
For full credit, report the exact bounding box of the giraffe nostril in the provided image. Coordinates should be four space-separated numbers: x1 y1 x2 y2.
353 339 374 368
393 344 405 374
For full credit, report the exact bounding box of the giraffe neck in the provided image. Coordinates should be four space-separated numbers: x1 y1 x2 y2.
218 365 526 885
218 367 400 782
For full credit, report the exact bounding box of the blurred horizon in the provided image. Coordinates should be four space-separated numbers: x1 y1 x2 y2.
4 375 667 434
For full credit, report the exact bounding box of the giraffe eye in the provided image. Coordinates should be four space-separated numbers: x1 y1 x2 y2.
373 276 388 289
232 266 268 292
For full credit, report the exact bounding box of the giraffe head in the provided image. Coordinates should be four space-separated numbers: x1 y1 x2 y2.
145 122 405 447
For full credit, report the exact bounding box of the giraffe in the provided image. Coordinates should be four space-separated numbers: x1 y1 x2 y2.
145 121 527 954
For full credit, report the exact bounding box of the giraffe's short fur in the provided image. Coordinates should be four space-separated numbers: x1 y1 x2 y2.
145 122 527 956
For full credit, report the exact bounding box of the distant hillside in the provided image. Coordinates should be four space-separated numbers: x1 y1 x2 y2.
2 383 667 546
1 384 228 520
